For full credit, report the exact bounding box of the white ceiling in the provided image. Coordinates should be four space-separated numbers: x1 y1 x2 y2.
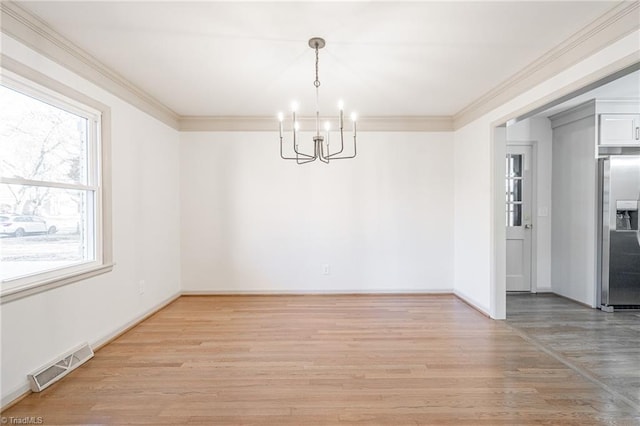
19 1 619 118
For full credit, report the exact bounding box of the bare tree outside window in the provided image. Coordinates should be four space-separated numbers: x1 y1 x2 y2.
1 84 97 282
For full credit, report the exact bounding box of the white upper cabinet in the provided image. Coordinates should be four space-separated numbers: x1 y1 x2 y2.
599 114 640 146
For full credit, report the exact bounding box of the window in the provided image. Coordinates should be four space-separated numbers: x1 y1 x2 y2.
505 154 523 227
0 66 112 301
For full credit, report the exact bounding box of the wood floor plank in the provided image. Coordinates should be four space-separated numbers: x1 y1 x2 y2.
2 294 639 424
507 293 640 413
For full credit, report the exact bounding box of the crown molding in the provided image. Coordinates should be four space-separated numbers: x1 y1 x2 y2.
353 116 453 132
180 116 277 132
179 115 453 132
453 1 640 130
493 53 640 129
549 99 596 128
0 1 180 129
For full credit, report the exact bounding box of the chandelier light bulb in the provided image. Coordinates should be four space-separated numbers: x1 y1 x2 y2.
324 121 331 131
294 121 300 131
291 101 299 112
277 112 284 122
338 100 344 111
351 112 357 122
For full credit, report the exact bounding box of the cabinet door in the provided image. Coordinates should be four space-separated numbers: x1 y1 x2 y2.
599 114 640 146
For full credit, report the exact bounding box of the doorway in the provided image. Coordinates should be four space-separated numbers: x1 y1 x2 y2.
489 62 640 320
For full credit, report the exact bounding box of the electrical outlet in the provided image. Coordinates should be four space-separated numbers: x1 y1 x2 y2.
322 264 330 275
138 280 145 295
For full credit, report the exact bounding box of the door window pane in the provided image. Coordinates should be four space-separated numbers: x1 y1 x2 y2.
506 154 522 177
506 179 522 203
506 203 522 227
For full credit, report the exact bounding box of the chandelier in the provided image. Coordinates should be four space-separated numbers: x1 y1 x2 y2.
278 37 357 164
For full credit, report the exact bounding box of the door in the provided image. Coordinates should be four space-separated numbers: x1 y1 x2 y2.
506 145 533 292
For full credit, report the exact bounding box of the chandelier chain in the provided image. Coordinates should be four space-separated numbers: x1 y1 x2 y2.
314 45 320 88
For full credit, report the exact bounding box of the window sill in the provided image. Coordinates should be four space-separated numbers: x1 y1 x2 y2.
1 263 114 304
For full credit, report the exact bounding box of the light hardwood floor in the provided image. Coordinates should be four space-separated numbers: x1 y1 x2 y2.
3 295 639 425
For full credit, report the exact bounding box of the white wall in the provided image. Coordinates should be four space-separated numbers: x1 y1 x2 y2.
453 30 640 318
0 35 182 405
453 119 493 311
180 131 454 293
551 115 598 306
506 117 553 292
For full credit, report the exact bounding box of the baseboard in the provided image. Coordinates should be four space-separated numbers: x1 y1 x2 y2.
181 288 454 296
92 291 181 351
548 291 594 309
0 386 31 413
508 290 595 308
1 291 181 412
453 289 491 317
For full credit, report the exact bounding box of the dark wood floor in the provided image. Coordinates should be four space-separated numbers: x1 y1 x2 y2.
3 294 639 424
507 293 640 412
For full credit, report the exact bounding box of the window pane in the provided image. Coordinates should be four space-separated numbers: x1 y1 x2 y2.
506 203 522 227
0 184 94 282
506 178 522 203
0 85 88 185
506 154 522 177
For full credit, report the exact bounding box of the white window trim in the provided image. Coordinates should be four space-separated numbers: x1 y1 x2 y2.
1 56 113 304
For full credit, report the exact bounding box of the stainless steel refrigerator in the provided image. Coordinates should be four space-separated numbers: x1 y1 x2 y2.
599 156 640 311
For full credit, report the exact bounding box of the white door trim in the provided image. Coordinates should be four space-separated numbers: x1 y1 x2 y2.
491 126 507 319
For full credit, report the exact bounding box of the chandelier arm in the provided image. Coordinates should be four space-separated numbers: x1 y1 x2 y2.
319 140 329 163
327 119 356 159
297 153 317 164
317 140 329 164
326 151 356 160
293 133 316 158
291 116 315 158
281 152 314 161
294 144 316 158
280 136 315 160
326 133 357 159
280 138 315 161
279 136 294 160
326 135 357 159
326 123 345 158
298 138 318 164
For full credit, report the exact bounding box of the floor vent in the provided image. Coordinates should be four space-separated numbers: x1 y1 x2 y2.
27 343 94 392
